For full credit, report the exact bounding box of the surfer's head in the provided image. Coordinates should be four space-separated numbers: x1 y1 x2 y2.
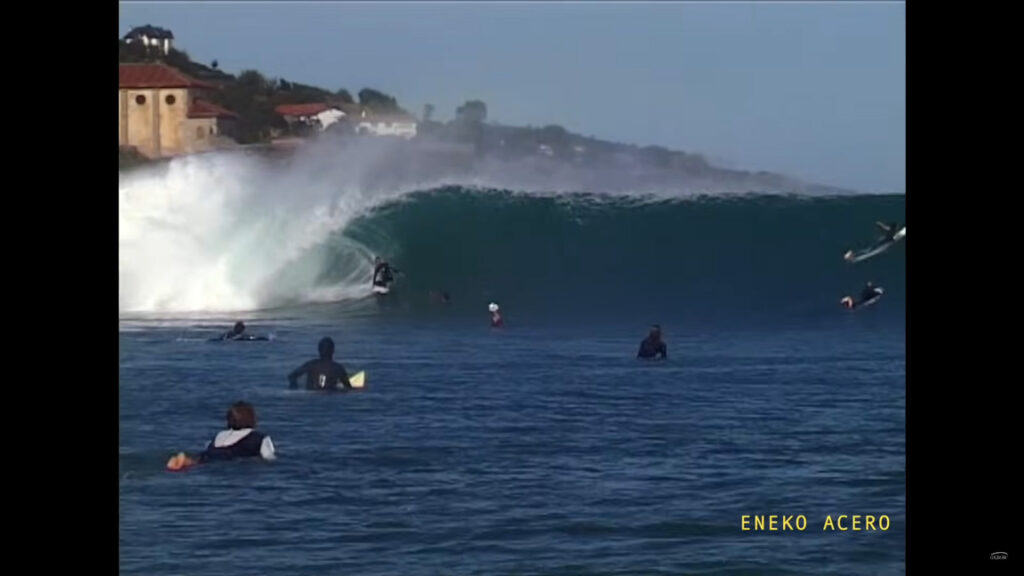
233 321 245 334
374 256 382 265
226 401 256 430
318 336 335 359
866 281 874 288
488 302 500 313
650 324 662 338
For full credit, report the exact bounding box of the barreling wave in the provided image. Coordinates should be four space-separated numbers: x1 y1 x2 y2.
119 146 904 324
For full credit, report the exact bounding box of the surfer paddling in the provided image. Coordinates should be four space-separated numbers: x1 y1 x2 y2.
166 401 276 471
841 281 884 309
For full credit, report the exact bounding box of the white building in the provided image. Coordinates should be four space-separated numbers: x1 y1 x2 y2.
123 25 175 56
354 110 418 140
275 103 350 132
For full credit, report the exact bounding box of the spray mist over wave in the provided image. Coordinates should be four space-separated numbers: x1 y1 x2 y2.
119 141 416 313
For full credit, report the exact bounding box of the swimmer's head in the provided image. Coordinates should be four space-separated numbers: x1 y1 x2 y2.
233 321 245 334
488 302 499 313
318 336 335 359
226 401 256 430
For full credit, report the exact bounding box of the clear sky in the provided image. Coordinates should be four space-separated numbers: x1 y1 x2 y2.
120 1 906 193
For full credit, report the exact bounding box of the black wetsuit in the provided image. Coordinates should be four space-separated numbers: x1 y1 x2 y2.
637 336 667 360
288 358 351 391
373 263 396 287
198 430 268 462
860 287 882 303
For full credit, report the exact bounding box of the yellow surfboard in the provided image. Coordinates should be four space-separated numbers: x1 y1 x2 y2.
349 371 366 389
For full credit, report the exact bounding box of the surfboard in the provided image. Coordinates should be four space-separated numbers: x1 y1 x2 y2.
841 287 884 310
372 285 390 295
349 371 366 389
843 227 905 263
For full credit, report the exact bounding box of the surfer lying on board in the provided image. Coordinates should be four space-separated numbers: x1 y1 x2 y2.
637 325 668 360
287 337 352 391
166 401 276 471
372 256 400 290
841 282 884 309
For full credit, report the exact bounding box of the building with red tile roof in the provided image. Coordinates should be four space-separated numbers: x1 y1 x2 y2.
119 63 238 158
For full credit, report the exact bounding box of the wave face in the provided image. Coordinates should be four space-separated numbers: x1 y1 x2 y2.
119 149 904 325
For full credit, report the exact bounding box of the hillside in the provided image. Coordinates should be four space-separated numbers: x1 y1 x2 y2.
118 36 853 194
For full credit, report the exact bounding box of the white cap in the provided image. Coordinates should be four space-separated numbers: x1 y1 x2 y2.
488 302 499 313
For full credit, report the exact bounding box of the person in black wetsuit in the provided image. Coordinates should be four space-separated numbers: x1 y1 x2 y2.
219 321 248 340
287 336 352 391
873 221 900 247
860 281 883 302
372 256 400 289
166 401 276 471
637 325 668 360
841 281 884 309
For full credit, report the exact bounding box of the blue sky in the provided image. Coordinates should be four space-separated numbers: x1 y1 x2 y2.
120 2 905 193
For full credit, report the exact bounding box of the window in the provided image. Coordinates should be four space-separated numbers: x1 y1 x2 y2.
135 94 146 105
165 94 176 105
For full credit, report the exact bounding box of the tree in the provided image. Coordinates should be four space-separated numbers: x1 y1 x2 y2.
455 100 487 124
358 88 399 112
335 89 354 104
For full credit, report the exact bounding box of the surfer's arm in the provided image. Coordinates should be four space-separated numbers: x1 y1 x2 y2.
336 363 352 390
287 361 311 389
875 221 892 232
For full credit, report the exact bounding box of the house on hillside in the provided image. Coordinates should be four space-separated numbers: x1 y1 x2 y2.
123 25 175 55
274 103 350 133
353 110 418 139
119 63 238 158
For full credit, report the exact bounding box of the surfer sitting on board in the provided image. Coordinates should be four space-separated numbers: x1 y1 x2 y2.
166 401 276 471
288 337 352 391
841 282 884 309
637 325 668 360
372 257 400 290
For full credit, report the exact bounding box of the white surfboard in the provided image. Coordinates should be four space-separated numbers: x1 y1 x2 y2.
372 285 390 295
844 227 905 263
349 371 365 389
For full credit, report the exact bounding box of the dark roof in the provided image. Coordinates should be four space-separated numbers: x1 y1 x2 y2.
119 63 215 90
275 103 336 117
124 25 175 40
188 99 237 119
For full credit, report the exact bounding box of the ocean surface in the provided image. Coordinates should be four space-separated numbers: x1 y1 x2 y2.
119 169 906 574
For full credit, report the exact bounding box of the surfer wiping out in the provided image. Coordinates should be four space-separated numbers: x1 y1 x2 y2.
287 337 353 391
873 221 901 247
637 325 667 360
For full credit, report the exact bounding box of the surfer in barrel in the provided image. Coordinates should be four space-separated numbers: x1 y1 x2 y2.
372 256 400 293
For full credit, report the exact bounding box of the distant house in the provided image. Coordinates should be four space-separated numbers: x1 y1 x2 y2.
119 63 238 158
274 103 349 132
353 110 418 139
123 25 175 55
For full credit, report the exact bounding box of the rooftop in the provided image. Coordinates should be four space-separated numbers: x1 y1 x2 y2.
119 63 215 90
